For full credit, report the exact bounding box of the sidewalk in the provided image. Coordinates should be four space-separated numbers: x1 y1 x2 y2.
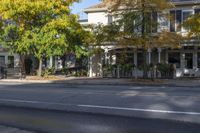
0 77 200 87
0 125 35 133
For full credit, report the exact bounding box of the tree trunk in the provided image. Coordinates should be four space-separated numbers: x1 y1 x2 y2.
19 55 26 79
141 0 148 79
38 58 42 77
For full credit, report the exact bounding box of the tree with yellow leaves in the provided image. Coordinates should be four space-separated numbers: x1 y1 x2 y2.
95 0 182 78
183 13 200 39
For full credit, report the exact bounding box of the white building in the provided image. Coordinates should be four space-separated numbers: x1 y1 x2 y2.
84 0 200 78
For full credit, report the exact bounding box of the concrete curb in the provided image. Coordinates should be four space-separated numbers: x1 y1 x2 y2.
0 79 199 87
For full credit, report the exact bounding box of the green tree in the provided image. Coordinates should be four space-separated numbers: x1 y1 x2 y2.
0 0 90 76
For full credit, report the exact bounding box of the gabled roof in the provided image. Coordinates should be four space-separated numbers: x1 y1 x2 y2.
84 2 108 13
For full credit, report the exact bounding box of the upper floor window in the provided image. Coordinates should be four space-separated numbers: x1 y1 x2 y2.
151 11 158 33
170 10 182 32
158 13 169 32
182 10 193 31
170 9 194 32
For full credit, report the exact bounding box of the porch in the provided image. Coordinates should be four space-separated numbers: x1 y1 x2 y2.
89 46 200 78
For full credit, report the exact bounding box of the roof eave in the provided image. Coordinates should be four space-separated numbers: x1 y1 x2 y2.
84 8 108 13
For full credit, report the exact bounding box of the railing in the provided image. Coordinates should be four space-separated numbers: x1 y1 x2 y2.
103 64 175 79
0 66 25 79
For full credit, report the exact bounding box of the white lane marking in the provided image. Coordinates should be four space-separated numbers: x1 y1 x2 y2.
0 98 74 106
79 105 200 115
0 98 200 116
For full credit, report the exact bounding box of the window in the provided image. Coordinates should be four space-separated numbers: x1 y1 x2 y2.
158 13 169 32
145 11 158 33
0 56 5 66
8 56 14 68
185 53 193 69
182 10 193 31
183 11 193 21
168 52 180 68
170 10 182 32
137 53 145 67
170 9 194 32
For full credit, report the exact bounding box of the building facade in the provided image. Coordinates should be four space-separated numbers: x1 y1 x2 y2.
85 0 200 78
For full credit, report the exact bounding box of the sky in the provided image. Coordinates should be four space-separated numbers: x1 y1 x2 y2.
71 0 100 19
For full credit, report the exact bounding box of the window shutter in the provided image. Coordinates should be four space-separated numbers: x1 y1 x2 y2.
152 11 158 33
170 10 176 32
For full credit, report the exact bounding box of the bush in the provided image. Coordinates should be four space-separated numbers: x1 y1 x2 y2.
41 67 55 77
157 63 174 78
74 70 87 77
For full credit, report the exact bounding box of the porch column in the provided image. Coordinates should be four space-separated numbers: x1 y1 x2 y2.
134 49 137 66
54 56 58 69
105 48 109 65
134 49 138 79
89 56 93 77
193 46 198 69
5 55 8 67
180 50 185 69
111 54 116 65
49 56 53 68
108 53 111 64
147 48 152 64
158 48 162 63
100 53 104 77
14 55 20 67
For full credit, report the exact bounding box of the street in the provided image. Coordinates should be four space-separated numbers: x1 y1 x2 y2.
0 83 199 132
0 106 199 133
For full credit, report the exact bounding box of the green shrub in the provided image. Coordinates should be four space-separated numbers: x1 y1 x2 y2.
41 67 55 77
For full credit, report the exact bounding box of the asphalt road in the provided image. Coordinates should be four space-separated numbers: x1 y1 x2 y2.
0 106 199 133
0 83 199 130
